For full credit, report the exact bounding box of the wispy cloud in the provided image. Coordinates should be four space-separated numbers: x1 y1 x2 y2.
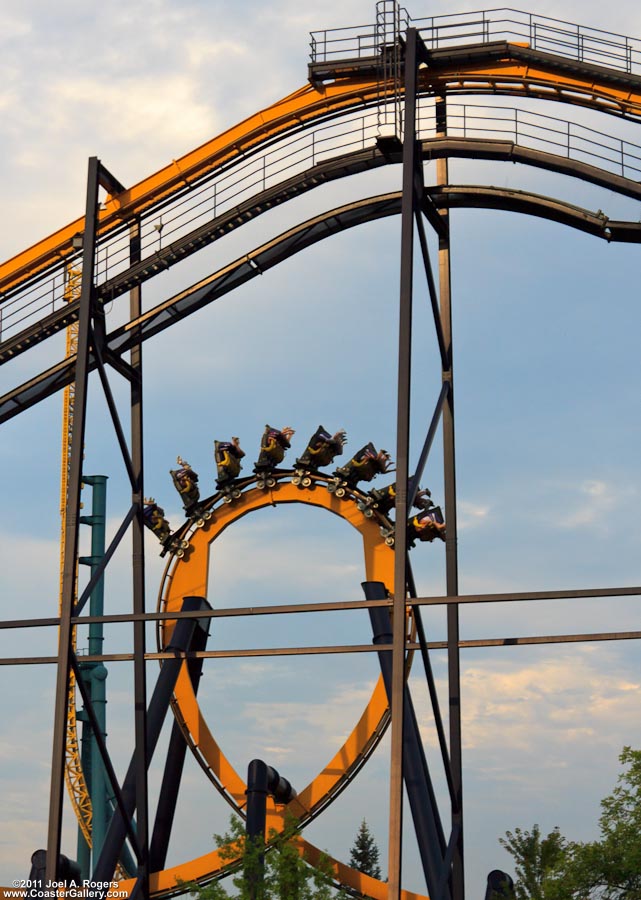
555 479 620 529
458 501 491 530
459 651 641 754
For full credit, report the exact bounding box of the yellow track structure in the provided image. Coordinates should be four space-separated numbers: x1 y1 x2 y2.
58 269 93 844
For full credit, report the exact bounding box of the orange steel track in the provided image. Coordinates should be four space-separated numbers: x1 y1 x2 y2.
3 43 641 295
139 480 425 900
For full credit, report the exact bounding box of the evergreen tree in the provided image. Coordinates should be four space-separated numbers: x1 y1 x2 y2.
349 819 382 880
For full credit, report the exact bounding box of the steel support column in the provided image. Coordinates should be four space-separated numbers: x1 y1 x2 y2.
436 95 465 900
128 216 149 893
387 25 420 900
46 156 101 884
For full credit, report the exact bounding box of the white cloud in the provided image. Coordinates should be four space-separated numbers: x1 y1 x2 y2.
458 501 490 530
459 651 641 754
185 37 247 69
0 10 31 40
555 478 619 528
47 74 217 151
239 680 377 762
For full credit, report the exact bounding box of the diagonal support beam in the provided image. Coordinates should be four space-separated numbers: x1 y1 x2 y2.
408 381 450 508
149 600 211 871
74 505 137 616
421 190 449 240
406 565 457 808
366 586 449 900
91 333 137 488
414 208 449 370
98 162 126 198
92 597 211 883
70 653 142 860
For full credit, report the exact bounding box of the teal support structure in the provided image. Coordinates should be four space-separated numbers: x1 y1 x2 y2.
78 475 109 877
76 707 91 878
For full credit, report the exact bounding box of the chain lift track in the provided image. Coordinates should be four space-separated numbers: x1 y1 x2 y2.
3 5 641 899
58 269 92 848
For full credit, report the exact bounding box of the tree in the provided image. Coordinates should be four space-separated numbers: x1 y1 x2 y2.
501 747 641 900
188 815 346 900
349 819 382 881
499 825 567 900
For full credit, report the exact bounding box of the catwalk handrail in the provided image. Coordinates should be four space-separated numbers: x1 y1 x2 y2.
311 7 641 74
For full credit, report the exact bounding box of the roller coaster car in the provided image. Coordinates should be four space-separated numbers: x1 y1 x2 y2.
143 499 189 557
380 501 446 548
408 506 447 546
292 425 347 487
170 457 212 526
327 443 393 498
214 437 246 502
357 482 396 517
358 484 434 519
253 425 295 489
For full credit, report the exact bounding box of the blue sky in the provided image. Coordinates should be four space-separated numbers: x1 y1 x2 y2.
1 0 641 897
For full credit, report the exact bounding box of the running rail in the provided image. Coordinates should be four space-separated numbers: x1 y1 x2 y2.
2 182 641 425
4 39 641 297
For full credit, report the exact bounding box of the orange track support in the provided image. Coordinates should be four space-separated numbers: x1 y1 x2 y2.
143 481 424 899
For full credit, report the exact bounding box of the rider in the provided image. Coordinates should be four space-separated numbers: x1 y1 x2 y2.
170 456 200 509
297 426 346 471
334 443 393 487
143 498 172 544
408 506 447 543
254 425 295 472
215 437 246 488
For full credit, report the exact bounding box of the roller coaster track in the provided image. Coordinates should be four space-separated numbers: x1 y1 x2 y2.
3 23 641 348
147 474 422 900
2 175 641 428
3 7 641 898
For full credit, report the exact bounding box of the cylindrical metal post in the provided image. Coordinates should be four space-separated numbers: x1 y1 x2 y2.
246 759 269 844
80 475 110 871
244 760 295 900
83 476 108 659
89 664 109 865
76 708 91 879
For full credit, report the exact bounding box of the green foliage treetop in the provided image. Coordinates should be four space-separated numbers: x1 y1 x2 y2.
500 747 641 900
186 815 346 900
